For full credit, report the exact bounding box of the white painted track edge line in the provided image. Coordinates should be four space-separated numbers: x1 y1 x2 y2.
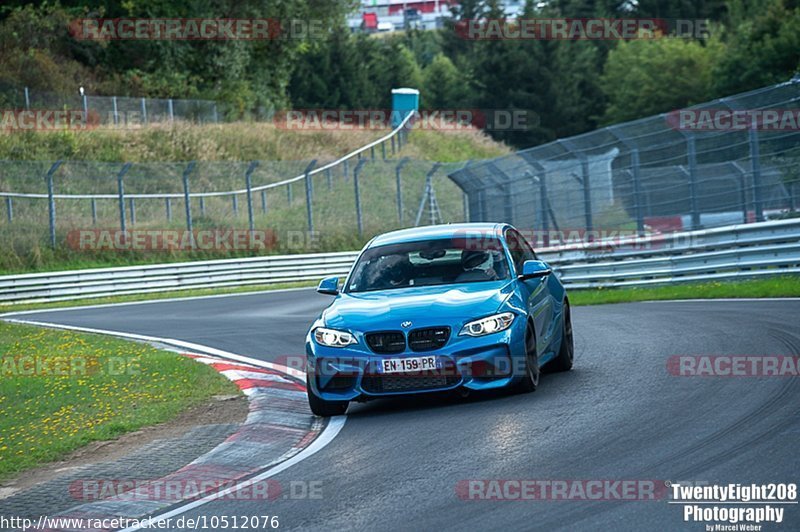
2 319 307 381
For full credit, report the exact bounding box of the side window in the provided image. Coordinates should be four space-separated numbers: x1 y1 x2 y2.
517 232 537 261
505 230 526 274
506 229 537 274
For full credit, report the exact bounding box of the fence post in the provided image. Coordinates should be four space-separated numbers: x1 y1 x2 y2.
685 133 700 229
539 173 548 241
415 163 442 226
354 159 367 237
24 87 30 110
129 197 136 225
116 163 131 235
395 157 409 223
343 159 349 181
370 145 375 160
287 183 293 204
168 99 174 122
141 98 148 125
182 161 196 247
732 162 749 223
245 161 259 233
630 149 645 236
46 161 63 250
199 196 206 216
166 198 172 221
112 96 119 126
579 157 593 235
304 160 318 233
391 136 396 155
232 195 238 216
5 197 12 223
749 127 764 222
91 198 97 225
325 168 332 190
213 104 219 123
261 190 267 213
459 160 472 222
82 94 88 117
381 140 387 160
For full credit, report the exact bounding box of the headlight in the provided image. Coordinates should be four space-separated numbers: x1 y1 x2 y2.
459 312 515 337
314 327 357 348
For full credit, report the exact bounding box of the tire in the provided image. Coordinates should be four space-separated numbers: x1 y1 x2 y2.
515 321 540 393
545 300 574 373
307 388 349 417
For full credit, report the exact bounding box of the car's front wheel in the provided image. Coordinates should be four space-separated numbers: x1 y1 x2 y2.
307 388 349 417
515 321 539 393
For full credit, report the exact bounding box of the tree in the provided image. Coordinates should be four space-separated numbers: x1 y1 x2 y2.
422 53 468 109
599 36 724 124
712 0 800 95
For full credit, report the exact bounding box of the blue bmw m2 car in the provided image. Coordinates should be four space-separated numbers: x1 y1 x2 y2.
305 223 574 416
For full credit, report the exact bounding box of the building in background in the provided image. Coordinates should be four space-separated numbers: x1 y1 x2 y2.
348 1 528 33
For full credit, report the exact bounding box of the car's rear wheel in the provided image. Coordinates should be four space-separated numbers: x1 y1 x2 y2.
545 300 574 373
307 388 349 417
515 321 539 393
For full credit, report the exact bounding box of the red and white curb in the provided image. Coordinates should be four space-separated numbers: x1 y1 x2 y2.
1 319 344 532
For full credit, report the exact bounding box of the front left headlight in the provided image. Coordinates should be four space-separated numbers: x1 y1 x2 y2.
459 312 515 337
313 327 357 348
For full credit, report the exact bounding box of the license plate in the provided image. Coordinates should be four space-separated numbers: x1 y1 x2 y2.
378 356 437 374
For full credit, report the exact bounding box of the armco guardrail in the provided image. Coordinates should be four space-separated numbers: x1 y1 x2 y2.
0 219 798 304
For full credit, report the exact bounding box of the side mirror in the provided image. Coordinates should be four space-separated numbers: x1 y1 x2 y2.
519 260 551 280
317 276 340 295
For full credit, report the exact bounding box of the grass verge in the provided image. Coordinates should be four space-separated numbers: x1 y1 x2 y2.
0 320 241 481
568 276 800 306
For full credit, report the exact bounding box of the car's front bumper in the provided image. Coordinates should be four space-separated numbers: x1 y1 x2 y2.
306 320 527 401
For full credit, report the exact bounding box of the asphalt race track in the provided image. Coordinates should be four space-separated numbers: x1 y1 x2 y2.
7 292 800 530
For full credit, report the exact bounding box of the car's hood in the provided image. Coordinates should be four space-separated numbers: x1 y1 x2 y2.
323 281 514 331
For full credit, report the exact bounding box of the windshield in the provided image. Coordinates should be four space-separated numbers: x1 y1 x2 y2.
345 237 511 293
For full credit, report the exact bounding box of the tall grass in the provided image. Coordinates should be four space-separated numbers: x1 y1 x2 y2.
0 123 509 273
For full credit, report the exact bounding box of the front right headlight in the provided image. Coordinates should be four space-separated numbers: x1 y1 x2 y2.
459 312 515 337
313 327 357 348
